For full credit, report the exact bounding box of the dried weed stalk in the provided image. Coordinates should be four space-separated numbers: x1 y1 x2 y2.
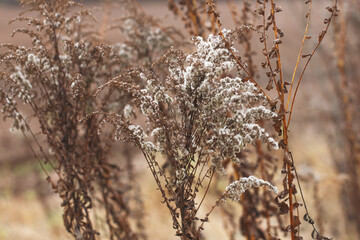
0 0 177 239
167 0 218 37
205 0 338 239
95 29 279 239
219 1 285 239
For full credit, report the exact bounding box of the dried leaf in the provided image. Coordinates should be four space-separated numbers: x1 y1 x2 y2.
293 215 301 227
278 201 289 215
311 229 319 239
266 79 274 91
278 103 286 117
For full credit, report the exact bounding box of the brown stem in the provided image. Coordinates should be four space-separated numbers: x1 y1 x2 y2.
269 0 295 238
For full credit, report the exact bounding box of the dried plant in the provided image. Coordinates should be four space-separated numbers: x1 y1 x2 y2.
205 0 339 239
95 29 278 239
107 0 183 67
0 0 177 239
167 0 218 37
216 1 286 239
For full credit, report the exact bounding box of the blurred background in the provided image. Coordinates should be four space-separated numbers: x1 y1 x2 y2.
0 0 359 239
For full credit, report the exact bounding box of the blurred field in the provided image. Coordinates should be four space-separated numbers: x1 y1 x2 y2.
0 1 358 240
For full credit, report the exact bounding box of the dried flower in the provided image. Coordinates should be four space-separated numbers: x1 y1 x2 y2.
225 175 278 201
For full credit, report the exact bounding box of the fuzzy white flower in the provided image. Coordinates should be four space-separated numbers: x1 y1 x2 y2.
225 176 278 201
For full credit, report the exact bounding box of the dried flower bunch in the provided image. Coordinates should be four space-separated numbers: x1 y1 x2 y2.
226 175 278 201
0 0 177 239
108 0 181 67
96 28 278 239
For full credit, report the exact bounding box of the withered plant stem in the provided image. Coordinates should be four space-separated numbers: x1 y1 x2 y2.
287 0 339 129
269 0 295 238
286 0 312 112
261 0 280 96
